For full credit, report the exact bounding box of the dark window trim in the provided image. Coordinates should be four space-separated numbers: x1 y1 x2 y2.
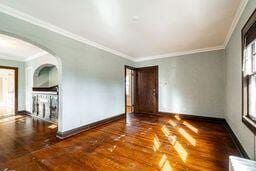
242 8 256 135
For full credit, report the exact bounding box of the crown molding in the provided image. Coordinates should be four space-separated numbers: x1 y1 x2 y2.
0 52 26 62
0 51 48 62
0 2 247 62
134 45 225 62
0 4 134 61
223 0 248 47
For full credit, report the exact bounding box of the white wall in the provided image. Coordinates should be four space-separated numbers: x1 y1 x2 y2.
225 0 256 159
137 50 225 118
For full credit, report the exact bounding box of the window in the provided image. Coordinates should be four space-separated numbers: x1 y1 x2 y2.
242 9 256 134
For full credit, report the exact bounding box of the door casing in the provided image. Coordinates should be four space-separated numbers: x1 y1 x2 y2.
125 65 158 115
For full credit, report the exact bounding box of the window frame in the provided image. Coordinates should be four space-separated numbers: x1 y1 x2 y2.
242 8 256 134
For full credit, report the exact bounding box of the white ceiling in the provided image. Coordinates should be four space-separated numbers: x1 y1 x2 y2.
0 34 47 61
0 0 245 61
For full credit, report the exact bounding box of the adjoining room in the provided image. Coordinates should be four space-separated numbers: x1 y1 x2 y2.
125 66 135 114
32 63 59 123
0 67 16 117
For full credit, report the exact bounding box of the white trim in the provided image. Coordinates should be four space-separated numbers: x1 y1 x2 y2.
135 0 249 62
223 0 248 47
0 4 134 61
0 53 26 61
25 51 48 61
0 51 48 62
134 46 225 62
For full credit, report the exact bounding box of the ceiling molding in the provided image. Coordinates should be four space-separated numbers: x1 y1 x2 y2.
0 52 25 61
25 51 49 61
0 2 247 62
0 51 48 62
134 46 225 62
223 0 248 47
0 4 134 61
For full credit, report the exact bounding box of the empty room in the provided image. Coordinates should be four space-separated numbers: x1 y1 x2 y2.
0 0 256 170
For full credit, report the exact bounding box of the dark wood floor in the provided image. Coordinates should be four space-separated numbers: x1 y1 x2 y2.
0 113 240 171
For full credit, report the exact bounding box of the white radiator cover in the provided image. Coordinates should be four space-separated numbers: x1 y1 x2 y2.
229 156 256 171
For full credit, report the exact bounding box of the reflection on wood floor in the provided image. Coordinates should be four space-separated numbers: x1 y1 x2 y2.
126 105 133 113
0 106 14 118
0 113 240 170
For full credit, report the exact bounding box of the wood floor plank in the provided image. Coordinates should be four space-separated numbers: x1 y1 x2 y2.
0 113 240 171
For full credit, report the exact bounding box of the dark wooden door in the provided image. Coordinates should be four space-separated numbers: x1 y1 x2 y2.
134 66 158 114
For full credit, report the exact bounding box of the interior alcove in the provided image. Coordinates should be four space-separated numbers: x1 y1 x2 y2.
33 64 58 88
31 63 59 123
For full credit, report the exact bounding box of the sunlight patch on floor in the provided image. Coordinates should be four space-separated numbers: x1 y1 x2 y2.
168 119 177 127
173 141 187 162
178 128 196 146
174 115 181 121
183 121 198 134
48 124 57 129
161 124 188 163
159 154 173 171
161 125 170 137
153 134 161 152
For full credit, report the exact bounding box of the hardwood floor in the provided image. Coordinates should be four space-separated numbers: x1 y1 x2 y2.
0 113 240 171
0 115 60 164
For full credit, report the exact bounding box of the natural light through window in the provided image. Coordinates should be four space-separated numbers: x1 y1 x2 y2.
183 121 199 134
158 154 172 171
0 69 15 117
178 128 196 146
168 119 177 127
153 135 161 152
244 40 256 121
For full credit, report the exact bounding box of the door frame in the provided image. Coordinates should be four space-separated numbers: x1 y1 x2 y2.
124 65 136 114
124 65 159 115
0 66 18 115
134 66 159 114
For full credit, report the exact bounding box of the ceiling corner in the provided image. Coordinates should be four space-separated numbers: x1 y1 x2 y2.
223 0 248 47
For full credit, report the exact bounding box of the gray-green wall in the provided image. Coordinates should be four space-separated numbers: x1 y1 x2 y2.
137 50 225 118
0 58 25 110
0 11 134 132
225 0 256 159
49 67 58 86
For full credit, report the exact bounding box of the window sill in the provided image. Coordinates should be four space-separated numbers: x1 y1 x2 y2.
242 115 256 134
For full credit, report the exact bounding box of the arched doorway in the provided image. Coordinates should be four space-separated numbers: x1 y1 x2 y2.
0 32 63 132
32 64 59 123
0 32 64 164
